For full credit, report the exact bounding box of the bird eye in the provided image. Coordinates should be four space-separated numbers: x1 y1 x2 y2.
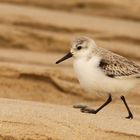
77 46 82 50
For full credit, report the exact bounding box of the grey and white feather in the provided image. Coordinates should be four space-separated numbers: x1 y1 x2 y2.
96 47 140 78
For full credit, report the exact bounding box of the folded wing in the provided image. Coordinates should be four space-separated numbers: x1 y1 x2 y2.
99 50 140 79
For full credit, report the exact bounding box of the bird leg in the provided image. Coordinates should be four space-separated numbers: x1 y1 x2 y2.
73 94 112 114
120 96 133 119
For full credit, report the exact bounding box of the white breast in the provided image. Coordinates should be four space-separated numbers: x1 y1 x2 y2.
73 56 104 97
73 56 138 98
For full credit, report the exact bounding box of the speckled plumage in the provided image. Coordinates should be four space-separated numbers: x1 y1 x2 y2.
93 47 140 78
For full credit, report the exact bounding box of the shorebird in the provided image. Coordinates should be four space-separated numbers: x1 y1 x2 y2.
56 36 140 119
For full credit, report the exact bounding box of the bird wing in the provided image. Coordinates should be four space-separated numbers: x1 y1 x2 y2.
98 50 140 79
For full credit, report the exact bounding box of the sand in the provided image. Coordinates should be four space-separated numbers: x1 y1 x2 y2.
0 0 139 139
0 98 140 140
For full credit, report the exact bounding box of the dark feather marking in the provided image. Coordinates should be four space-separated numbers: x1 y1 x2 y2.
107 74 115 78
99 59 115 78
99 57 140 78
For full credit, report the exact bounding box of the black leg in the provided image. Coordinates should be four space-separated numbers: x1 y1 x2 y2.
74 94 112 114
120 96 133 119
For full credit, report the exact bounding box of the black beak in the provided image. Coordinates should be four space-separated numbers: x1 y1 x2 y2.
56 52 73 64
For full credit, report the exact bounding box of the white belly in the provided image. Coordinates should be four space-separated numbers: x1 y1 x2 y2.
73 57 137 98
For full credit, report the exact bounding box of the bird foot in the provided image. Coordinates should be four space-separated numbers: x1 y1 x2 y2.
125 113 133 119
73 104 88 109
73 104 97 114
81 107 97 114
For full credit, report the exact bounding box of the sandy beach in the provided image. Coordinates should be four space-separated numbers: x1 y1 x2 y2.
0 0 139 139
0 98 140 140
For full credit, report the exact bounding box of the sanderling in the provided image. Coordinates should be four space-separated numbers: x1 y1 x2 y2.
56 36 140 119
